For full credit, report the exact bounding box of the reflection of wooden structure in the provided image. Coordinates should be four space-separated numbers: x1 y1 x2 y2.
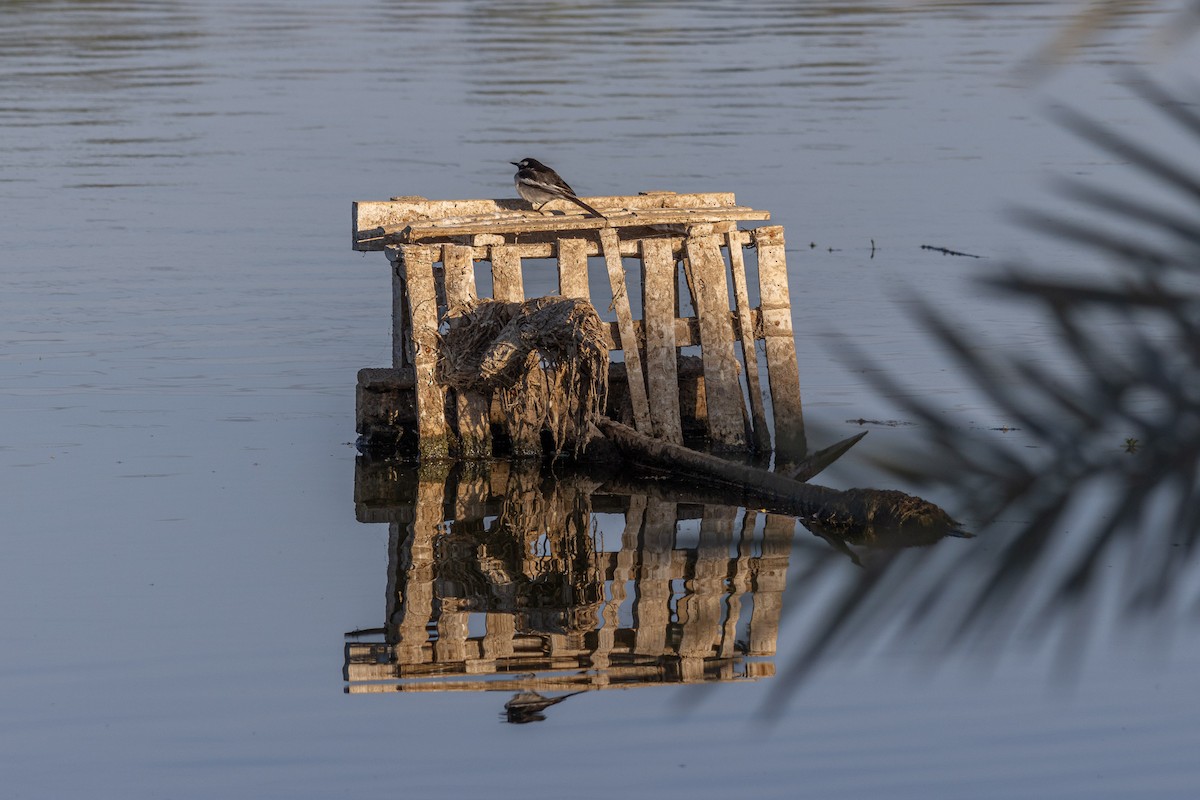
352 193 806 461
346 461 796 694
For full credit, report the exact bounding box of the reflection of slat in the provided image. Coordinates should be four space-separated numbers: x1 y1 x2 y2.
345 659 756 692
684 233 747 450
391 471 447 664
397 244 450 458
600 227 652 433
640 237 684 444
634 499 675 656
679 505 737 663
754 226 806 460
724 227 771 453
594 495 645 676
722 510 756 658
749 513 794 657
442 245 491 457
490 244 524 302
556 238 590 300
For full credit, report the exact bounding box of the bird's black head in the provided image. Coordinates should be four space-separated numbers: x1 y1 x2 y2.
512 158 545 170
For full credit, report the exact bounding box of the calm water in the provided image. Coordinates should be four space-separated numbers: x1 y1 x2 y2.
3 1 1199 798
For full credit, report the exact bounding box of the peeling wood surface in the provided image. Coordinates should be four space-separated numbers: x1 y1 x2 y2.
753 226 806 460
640 237 684 444
397 244 451 458
556 238 590 300
354 193 768 251
724 227 771 454
442 245 491 457
363 196 806 463
684 233 747 451
600 227 652 434
490 244 524 302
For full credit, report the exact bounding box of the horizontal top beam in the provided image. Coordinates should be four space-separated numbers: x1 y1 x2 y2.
353 191 770 250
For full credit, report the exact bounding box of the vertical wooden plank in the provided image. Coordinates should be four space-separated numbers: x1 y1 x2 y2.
389 250 411 369
442 245 492 458
599 227 652 434
640 238 684 444
753 226 807 460
396 244 451 459
683 233 747 450
724 227 772 454
556 238 590 300
490 244 524 302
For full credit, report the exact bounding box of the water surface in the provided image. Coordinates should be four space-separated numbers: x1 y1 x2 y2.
2 2 1198 798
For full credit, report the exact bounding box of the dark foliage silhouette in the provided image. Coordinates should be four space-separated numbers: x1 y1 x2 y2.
770 74 1200 711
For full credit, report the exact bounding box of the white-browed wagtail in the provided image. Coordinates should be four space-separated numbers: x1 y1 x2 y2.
511 157 606 218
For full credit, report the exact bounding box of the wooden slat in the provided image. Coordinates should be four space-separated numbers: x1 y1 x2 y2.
394 207 770 244
724 228 772 453
683 233 747 450
396 244 451 459
442 245 491 458
389 252 411 369
354 193 763 250
640 237 683 444
753 226 807 461
489 244 524 302
599 227 652 434
556 238 590 300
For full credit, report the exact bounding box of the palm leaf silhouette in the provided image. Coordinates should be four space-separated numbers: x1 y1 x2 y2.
769 74 1200 712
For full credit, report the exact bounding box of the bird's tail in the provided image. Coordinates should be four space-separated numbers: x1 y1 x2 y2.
565 194 607 219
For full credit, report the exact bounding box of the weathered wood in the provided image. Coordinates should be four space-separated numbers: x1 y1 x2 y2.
724 227 771 454
396 244 451 459
395 207 771 244
683 233 747 451
490 244 524 302
640 237 683 444
556 238 590 300
356 367 416 451
753 226 806 461
788 432 868 482
354 193 769 250
594 418 959 536
390 253 412 369
600 227 652 434
442 245 491 458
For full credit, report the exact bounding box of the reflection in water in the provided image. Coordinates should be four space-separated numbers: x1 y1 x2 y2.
348 458 967 720
347 460 794 719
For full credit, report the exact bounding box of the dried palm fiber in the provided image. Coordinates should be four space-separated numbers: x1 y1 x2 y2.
436 296 609 457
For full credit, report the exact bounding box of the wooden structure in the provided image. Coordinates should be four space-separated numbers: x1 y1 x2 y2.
346 461 794 696
353 191 806 461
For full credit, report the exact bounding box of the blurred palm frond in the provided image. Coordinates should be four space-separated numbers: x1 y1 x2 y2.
770 74 1200 712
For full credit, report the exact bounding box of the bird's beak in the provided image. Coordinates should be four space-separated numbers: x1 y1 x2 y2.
510 161 520 166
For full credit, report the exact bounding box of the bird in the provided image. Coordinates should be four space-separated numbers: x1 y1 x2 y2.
511 157 606 218
502 690 586 723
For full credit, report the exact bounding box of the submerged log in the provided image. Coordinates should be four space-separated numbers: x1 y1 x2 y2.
593 417 963 537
